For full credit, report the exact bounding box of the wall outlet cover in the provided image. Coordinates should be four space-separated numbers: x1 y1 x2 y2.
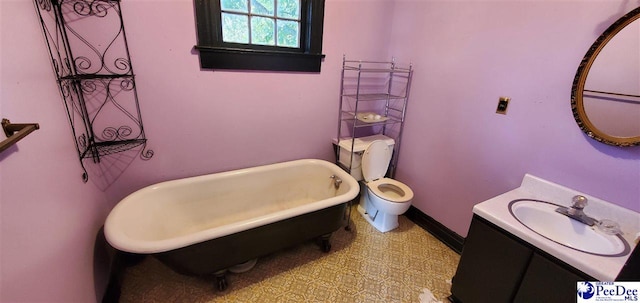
496 97 510 114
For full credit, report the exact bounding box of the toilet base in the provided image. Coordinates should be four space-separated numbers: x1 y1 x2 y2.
356 204 400 233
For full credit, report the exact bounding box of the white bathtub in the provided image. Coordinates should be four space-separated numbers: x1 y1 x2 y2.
104 159 358 287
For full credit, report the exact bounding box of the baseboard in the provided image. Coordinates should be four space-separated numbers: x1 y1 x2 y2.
404 206 464 254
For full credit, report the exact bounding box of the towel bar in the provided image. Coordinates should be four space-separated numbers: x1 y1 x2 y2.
0 118 40 154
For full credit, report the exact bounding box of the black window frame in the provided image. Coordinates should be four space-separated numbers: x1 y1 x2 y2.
194 0 326 72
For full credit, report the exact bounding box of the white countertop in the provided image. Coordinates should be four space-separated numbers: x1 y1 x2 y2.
472 174 640 281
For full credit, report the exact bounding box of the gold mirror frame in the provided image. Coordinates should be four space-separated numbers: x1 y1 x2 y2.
571 7 640 147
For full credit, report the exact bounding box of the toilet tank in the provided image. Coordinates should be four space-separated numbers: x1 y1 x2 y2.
335 134 395 181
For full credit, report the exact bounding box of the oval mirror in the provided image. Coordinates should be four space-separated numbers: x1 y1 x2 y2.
572 7 640 147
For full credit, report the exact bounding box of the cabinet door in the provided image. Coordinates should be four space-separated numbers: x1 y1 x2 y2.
513 253 584 303
450 216 533 303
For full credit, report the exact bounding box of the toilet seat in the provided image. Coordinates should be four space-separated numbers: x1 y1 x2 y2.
368 178 414 203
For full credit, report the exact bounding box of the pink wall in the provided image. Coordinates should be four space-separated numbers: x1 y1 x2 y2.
99 0 396 198
388 1 640 237
1 0 639 302
1 0 393 301
1 1 112 302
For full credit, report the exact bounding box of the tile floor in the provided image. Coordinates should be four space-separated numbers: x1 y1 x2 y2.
120 206 461 302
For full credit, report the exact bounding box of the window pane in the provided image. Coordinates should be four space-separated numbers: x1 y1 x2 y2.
222 13 249 44
277 20 299 47
250 0 274 16
277 0 299 20
221 0 248 13
251 16 275 46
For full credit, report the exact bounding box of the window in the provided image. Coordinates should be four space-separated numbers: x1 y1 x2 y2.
220 0 301 48
194 0 326 72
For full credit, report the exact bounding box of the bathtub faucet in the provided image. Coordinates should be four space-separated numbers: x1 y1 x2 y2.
330 175 343 189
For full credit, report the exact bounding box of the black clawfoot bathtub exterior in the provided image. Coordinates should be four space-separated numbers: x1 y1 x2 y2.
105 159 359 291
158 203 347 290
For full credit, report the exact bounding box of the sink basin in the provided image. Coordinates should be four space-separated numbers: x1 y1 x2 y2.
508 199 630 257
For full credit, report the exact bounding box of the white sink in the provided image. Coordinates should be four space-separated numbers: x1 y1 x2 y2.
508 199 630 257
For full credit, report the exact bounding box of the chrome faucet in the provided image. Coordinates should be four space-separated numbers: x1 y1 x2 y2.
330 175 343 189
555 195 597 226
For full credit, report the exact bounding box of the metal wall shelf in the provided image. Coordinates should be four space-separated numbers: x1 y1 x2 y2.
342 63 412 74
35 0 153 182
341 93 408 101
339 114 403 128
334 56 413 179
59 74 133 81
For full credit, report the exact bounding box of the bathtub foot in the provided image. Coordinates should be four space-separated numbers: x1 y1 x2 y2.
321 240 331 252
214 270 228 291
318 234 332 253
216 276 228 291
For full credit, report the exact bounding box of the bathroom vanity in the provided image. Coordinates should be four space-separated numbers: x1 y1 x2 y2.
450 174 640 303
451 215 589 302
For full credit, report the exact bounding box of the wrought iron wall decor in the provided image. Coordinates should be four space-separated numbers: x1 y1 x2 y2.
34 0 153 182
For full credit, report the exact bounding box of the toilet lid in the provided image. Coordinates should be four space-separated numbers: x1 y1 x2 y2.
361 140 392 182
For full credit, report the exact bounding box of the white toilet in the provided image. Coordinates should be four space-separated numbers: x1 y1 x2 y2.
354 139 414 232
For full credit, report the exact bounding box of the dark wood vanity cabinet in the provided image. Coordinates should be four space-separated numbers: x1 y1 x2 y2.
513 253 584 302
450 215 589 303
450 215 532 303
